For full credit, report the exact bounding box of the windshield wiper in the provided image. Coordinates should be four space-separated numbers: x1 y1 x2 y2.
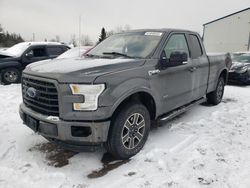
84 53 94 57
103 52 134 58
84 53 102 58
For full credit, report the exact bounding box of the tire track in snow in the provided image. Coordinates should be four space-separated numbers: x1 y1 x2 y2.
0 145 15 160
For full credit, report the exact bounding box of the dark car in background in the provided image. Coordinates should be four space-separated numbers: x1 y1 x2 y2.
0 42 70 84
230 51 249 59
229 53 250 84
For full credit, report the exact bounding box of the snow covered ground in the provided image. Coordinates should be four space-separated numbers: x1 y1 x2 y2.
0 84 250 188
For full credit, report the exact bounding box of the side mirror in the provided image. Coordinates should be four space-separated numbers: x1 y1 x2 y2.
25 52 33 59
160 51 188 68
169 51 188 64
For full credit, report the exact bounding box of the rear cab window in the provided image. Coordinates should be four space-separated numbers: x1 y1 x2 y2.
189 34 203 59
47 46 64 57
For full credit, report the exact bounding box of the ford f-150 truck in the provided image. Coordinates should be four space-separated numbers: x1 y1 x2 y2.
19 29 232 159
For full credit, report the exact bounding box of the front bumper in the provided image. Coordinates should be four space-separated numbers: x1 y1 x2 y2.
228 71 250 84
19 103 110 151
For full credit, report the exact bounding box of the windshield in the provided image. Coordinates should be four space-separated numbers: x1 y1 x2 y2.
57 47 85 59
87 32 163 58
4 43 29 57
233 55 250 63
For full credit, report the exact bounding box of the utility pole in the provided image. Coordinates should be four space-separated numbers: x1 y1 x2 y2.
32 33 35 41
79 16 81 56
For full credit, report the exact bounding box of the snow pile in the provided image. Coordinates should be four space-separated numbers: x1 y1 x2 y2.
0 84 250 188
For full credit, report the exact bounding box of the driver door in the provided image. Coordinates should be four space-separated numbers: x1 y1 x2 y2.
23 46 48 66
150 33 196 114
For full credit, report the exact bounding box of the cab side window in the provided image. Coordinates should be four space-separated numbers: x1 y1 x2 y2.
27 47 47 57
47 46 64 56
164 34 189 59
189 34 203 59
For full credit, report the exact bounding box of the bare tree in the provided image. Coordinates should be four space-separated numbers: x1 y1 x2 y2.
106 25 131 38
70 34 77 47
49 38 57 42
124 24 131 31
55 35 60 42
81 35 93 46
115 26 123 33
106 30 114 37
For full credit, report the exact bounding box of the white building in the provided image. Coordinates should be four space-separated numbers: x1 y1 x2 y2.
203 7 250 53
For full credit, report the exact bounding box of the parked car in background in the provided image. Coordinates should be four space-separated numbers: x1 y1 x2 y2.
230 51 249 59
56 46 93 59
229 53 250 84
19 29 231 159
0 42 70 84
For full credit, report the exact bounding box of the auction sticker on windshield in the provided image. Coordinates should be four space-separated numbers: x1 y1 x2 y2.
145 32 163 36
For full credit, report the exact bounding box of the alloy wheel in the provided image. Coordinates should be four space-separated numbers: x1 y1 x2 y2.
122 113 146 150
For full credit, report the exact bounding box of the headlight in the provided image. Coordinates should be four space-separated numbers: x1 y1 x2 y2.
70 84 105 111
235 66 248 74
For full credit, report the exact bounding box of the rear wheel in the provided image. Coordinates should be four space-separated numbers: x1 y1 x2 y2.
106 103 150 159
1 68 21 84
206 76 225 105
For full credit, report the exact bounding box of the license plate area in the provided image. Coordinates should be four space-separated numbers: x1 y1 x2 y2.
26 115 39 132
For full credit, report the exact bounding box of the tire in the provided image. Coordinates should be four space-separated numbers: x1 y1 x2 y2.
206 76 225 105
106 103 150 159
1 68 21 84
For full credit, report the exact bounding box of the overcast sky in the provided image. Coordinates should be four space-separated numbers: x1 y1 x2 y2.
0 0 249 44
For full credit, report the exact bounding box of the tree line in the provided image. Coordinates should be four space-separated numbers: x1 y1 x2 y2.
98 25 131 43
70 25 131 46
0 23 130 48
0 24 24 47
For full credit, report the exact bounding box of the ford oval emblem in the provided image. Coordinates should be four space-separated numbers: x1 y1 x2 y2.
26 87 37 98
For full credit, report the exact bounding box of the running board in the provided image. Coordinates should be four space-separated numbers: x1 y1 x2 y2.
158 97 206 124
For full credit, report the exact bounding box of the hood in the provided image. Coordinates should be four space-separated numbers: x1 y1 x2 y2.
24 57 145 83
0 52 19 61
230 61 250 70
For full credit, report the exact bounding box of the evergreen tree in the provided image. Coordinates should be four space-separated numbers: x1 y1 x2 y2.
0 24 24 47
98 27 107 43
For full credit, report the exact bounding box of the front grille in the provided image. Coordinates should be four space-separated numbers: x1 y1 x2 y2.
22 76 59 116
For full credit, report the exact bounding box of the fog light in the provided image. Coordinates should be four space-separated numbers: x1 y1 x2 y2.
71 126 92 137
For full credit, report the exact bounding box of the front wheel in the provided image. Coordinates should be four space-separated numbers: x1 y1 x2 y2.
106 103 150 159
1 68 21 85
206 76 225 105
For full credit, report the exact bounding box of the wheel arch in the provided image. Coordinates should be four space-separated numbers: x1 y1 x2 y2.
0 61 22 71
219 69 228 84
110 90 157 121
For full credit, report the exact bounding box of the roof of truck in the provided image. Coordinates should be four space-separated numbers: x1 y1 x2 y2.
19 42 67 46
129 28 189 32
125 28 194 33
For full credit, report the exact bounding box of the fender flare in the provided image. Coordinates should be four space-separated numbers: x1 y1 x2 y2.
108 85 160 118
0 61 22 71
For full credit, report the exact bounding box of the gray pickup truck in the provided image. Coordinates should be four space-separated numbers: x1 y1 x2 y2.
19 29 231 159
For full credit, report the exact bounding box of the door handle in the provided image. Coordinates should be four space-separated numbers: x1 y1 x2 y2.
188 67 197 72
148 69 160 76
